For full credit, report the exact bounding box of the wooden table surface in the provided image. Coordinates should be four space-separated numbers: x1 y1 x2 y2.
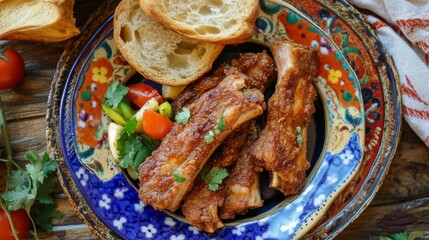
1 1 428 239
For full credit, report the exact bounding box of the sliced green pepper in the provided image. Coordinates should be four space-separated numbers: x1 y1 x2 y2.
118 100 135 120
101 102 127 125
158 101 173 118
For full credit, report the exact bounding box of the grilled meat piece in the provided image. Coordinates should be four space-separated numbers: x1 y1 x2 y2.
173 51 276 112
220 120 263 219
139 70 265 211
250 40 318 195
181 177 226 233
180 52 276 231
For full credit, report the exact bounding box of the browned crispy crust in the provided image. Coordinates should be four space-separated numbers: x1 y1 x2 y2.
250 40 318 195
219 120 263 219
179 53 275 231
138 71 264 211
0 0 79 42
173 51 276 113
181 177 226 233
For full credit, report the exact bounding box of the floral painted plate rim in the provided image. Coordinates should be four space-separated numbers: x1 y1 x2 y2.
45 0 401 239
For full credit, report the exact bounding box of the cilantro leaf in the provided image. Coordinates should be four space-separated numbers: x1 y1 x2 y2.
175 107 190 124
2 186 34 211
172 171 186 183
105 82 129 108
32 203 64 233
41 159 58 177
200 167 228 191
5 169 30 190
25 151 39 165
36 174 56 204
117 133 152 172
215 116 226 135
26 162 44 185
408 231 424 240
296 126 303 147
204 130 215 143
120 117 138 136
140 133 162 150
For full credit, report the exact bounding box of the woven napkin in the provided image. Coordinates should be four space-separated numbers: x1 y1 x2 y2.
348 0 429 147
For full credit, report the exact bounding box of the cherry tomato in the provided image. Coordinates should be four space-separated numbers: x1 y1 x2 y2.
127 83 163 108
0 48 25 90
142 110 174 139
0 209 31 240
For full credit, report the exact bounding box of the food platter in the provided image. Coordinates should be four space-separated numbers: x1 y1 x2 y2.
46 0 401 239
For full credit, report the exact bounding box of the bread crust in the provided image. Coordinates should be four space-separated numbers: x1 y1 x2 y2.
140 0 259 44
0 0 79 42
114 0 224 86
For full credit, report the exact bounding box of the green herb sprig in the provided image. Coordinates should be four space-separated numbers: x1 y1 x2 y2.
0 96 63 239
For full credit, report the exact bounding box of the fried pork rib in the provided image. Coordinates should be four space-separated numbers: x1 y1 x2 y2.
138 71 265 212
181 177 225 233
251 40 318 195
180 53 275 232
220 120 263 220
173 51 276 113
181 121 262 232
181 121 253 233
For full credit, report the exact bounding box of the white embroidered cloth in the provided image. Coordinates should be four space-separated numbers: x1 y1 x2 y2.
348 0 429 147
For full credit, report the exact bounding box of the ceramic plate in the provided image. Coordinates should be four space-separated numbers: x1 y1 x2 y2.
47 0 401 239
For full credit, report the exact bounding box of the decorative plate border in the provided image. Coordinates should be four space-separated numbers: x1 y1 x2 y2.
46 0 401 239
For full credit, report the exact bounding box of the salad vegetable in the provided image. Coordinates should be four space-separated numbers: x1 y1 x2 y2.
127 83 164 107
103 81 171 178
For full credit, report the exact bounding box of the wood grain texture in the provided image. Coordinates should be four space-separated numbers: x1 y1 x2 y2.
0 0 428 239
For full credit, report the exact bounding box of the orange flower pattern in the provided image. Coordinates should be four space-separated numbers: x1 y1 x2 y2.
76 57 112 147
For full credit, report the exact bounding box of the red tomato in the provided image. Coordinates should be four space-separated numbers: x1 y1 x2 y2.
0 48 25 90
0 209 31 240
127 83 163 108
142 110 174 139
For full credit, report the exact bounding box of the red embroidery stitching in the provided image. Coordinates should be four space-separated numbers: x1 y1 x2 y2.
396 18 429 34
403 105 429 120
401 76 429 106
415 41 429 55
373 20 387 29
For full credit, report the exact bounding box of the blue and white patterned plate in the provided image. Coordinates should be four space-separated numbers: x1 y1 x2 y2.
46 0 389 239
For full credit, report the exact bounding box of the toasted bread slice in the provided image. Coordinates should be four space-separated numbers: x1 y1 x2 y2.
0 0 80 42
114 0 224 86
140 0 259 44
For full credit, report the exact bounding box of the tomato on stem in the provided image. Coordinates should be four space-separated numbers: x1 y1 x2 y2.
142 110 174 139
0 48 25 90
127 83 163 108
0 209 31 240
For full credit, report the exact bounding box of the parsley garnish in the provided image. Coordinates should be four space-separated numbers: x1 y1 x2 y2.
104 81 129 108
379 231 423 240
175 107 190 124
215 116 226 135
0 99 63 238
172 171 186 183
204 116 227 143
120 117 138 135
204 130 215 143
199 167 229 191
117 123 152 173
1 152 64 234
116 118 159 173
296 126 303 147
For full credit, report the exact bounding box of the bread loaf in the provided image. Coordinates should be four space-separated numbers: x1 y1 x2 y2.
114 0 224 86
140 0 259 44
0 0 80 42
